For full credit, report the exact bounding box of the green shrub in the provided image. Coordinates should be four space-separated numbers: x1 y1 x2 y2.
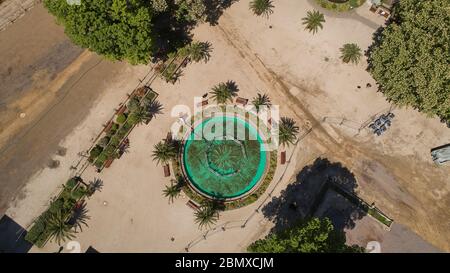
109 135 121 147
127 97 141 112
88 145 103 162
116 113 127 124
95 153 109 168
98 136 110 148
108 123 119 136
65 178 78 190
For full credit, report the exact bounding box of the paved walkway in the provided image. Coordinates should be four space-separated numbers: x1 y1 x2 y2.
0 0 38 32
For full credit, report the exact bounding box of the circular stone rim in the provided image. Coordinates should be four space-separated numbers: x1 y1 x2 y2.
179 112 270 202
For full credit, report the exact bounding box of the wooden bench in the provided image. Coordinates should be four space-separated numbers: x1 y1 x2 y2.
116 105 127 116
103 121 113 133
165 132 173 143
104 158 114 168
280 151 286 165
236 97 248 106
186 200 200 210
163 164 171 177
196 100 208 108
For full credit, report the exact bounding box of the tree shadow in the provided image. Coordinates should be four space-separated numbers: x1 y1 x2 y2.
152 13 195 61
204 0 239 26
262 158 367 233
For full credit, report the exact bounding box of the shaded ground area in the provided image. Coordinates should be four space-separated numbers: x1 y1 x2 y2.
262 158 365 233
0 214 32 253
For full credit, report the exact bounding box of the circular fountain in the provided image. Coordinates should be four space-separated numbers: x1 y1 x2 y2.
181 115 269 200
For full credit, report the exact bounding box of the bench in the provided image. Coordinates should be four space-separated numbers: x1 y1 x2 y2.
116 105 127 116
196 100 208 108
103 121 113 133
280 151 286 165
236 97 248 106
186 200 200 210
104 158 114 168
163 164 171 177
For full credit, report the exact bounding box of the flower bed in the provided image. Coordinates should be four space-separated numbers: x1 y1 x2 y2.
315 0 366 12
89 88 158 170
24 177 88 248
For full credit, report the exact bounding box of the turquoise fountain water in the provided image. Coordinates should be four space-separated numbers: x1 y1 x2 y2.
183 116 267 199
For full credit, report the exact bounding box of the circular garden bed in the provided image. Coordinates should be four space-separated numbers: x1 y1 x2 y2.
315 0 366 12
172 106 278 210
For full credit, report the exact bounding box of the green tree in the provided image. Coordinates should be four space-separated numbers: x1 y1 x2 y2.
47 211 76 246
43 0 210 64
152 141 177 165
210 81 239 104
163 179 182 203
278 117 299 147
368 0 450 122
249 0 274 18
68 201 90 232
302 10 325 34
340 43 362 64
248 218 364 253
194 201 219 229
252 93 272 112
44 0 156 64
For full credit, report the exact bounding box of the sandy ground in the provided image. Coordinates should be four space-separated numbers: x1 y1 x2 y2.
2 0 450 253
0 4 142 215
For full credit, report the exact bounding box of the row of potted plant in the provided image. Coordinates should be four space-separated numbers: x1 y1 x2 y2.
24 177 101 247
88 87 160 170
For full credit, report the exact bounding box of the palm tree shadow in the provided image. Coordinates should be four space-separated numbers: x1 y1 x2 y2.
146 99 164 120
225 80 239 96
262 158 367 234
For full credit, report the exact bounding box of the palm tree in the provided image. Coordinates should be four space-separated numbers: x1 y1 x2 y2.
67 201 90 232
340 43 362 64
188 41 212 63
163 180 182 204
152 141 177 165
302 10 325 34
129 107 148 125
145 99 164 120
47 211 76 245
252 93 272 112
249 0 274 18
279 117 299 147
210 81 239 104
194 202 219 229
